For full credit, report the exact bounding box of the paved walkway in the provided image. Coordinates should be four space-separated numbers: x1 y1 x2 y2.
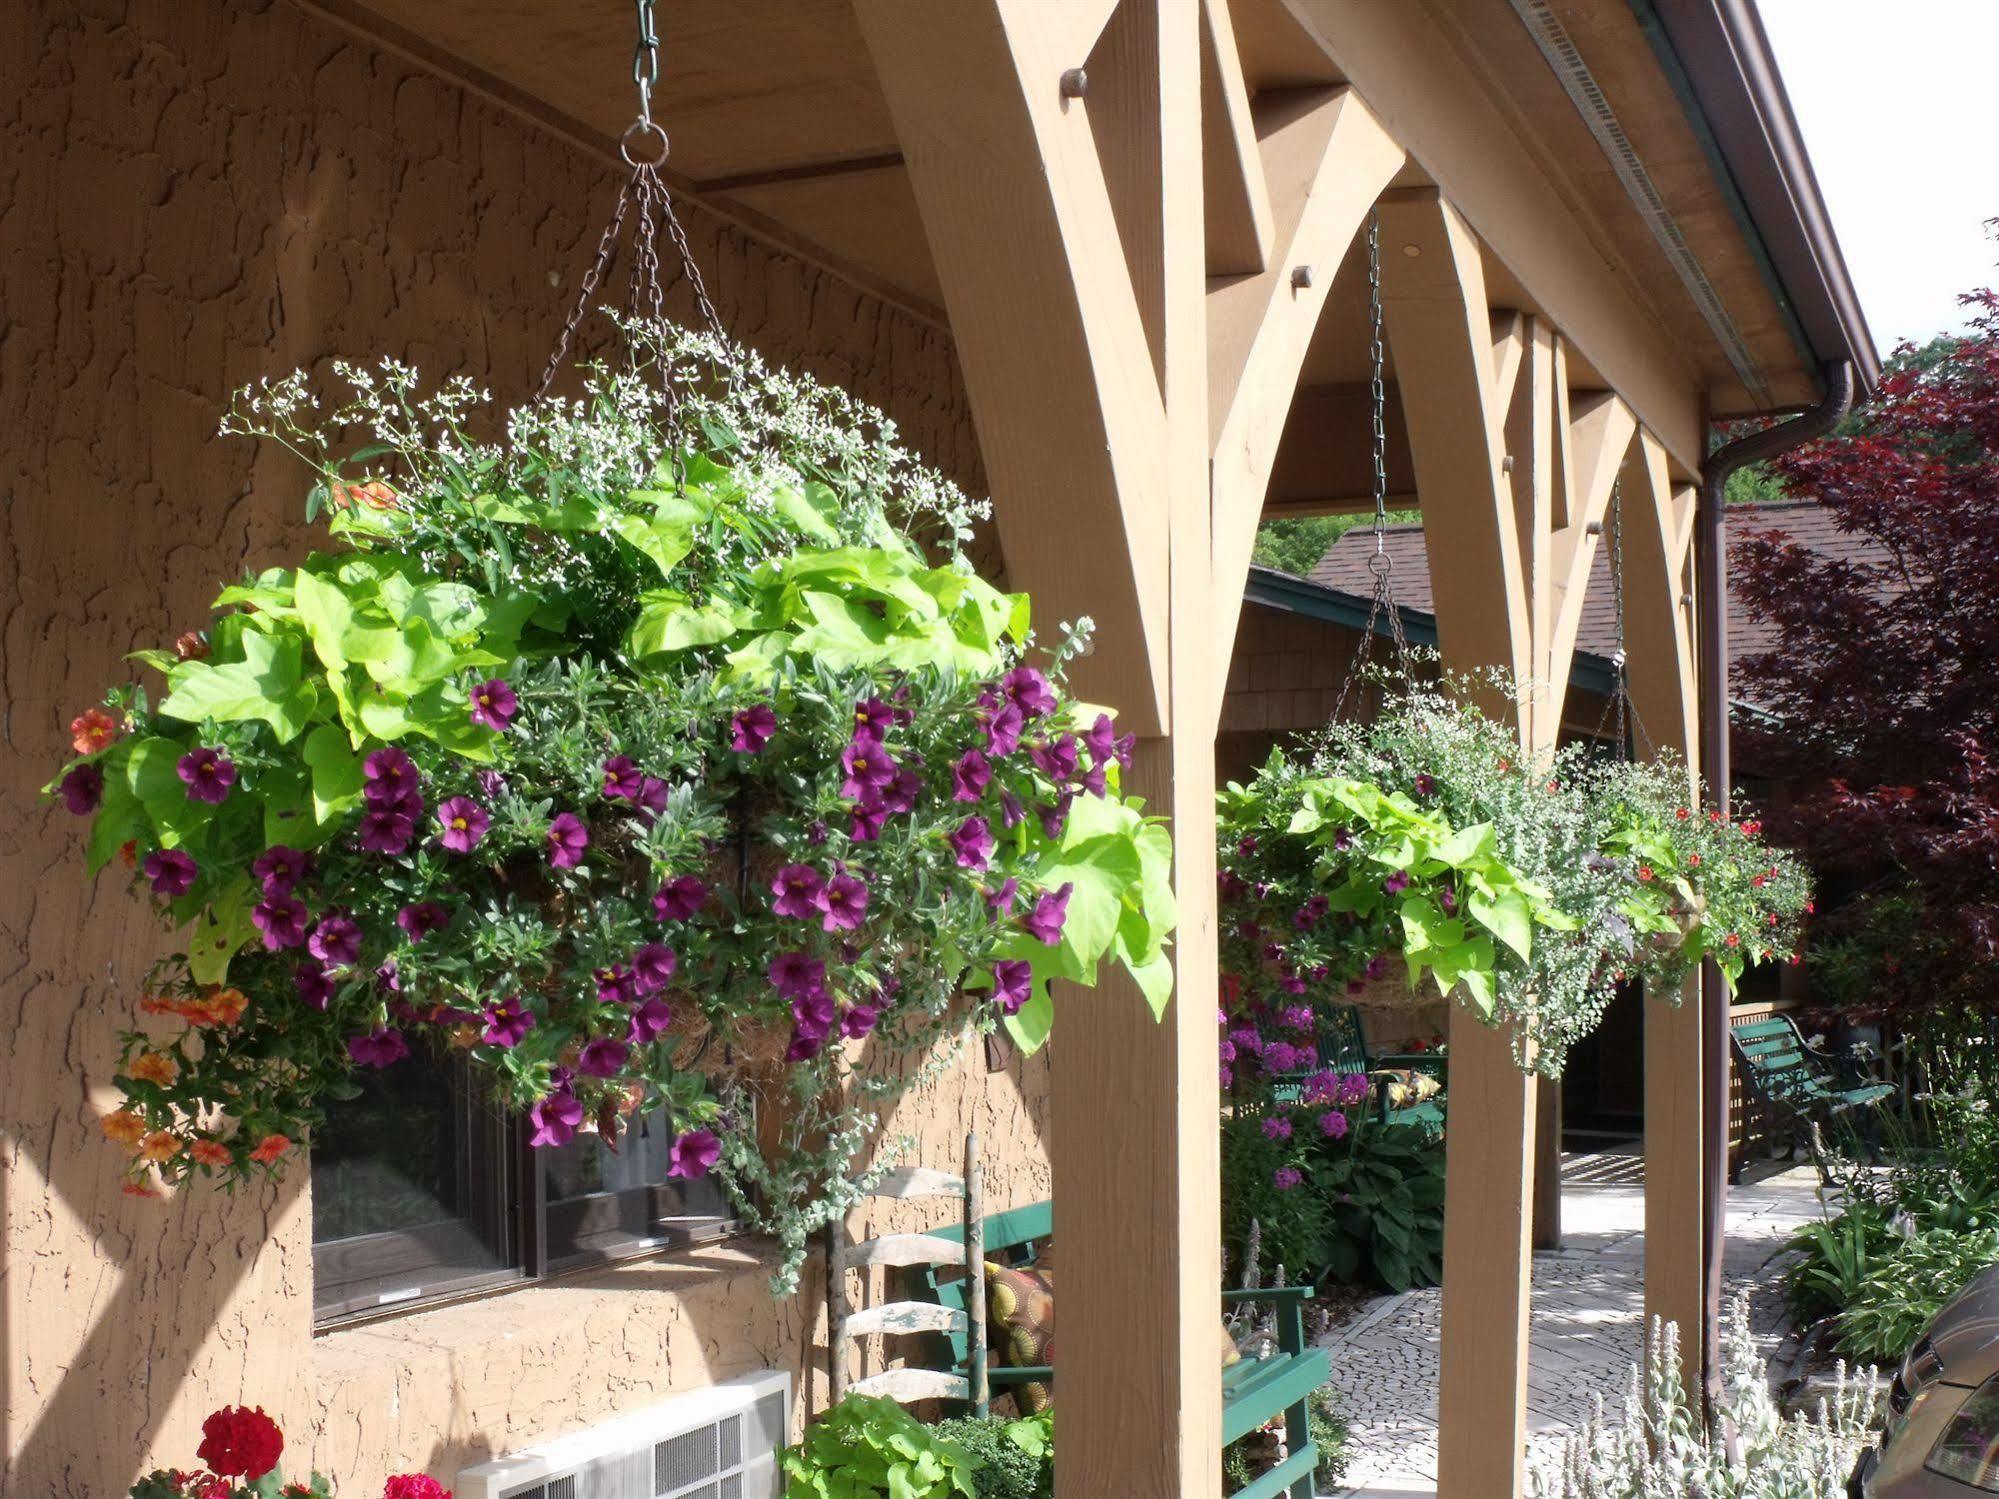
1321 1151 1827 1497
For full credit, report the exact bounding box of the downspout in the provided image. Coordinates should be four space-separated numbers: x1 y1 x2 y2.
1698 358 1857 1411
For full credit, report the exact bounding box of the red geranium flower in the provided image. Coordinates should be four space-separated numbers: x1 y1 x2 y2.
196 1405 284 1480
383 1476 452 1499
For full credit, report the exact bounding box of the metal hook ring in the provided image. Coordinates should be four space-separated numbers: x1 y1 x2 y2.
1367 552 1393 579
619 118 670 168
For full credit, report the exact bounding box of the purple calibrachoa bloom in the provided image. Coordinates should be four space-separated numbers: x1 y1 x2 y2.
1272 1166 1305 1192
546 811 589 868
141 848 198 899
771 864 825 920
362 746 418 805
991 959 1033 1016
851 698 894 742
1029 734 1079 782
358 804 416 856
1261 1116 1294 1141
529 1088 584 1148
253 894 309 950
436 796 489 852
1364 953 1392 981
951 749 991 803
631 942 677 993
998 789 1026 829
817 872 869 932
984 876 1019 919
252 845 309 896
396 901 448 943
769 951 827 1001
476 769 508 799
840 1001 880 1040
730 703 777 754
1037 794 1073 840
481 997 535 1049
949 816 995 871
652 875 708 922
667 1129 722 1180
600 755 643 801
469 678 518 732
839 740 898 799
1082 712 1134 771
577 1036 631 1078
635 776 669 818
177 746 237 804
1413 773 1437 798
981 701 1025 758
849 795 888 843
59 764 103 815
787 987 838 1060
1320 1109 1351 1140
1022 882 1073 946
347 1027 408 1068
881 765 922 816
627 996 673 1045
594 965 635 1005
375 959 400 995
308 914 362 968
295 961 334 1011
1382 870 1411 895
1079 761 1108 798
1001 666 1057 719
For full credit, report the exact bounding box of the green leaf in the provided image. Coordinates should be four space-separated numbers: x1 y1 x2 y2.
159 628 317 742
1467 886 1535 961
302 723 365 823
628 594 749 657
186 876 258 984
1432 821 1497 868
1003 987 1056 1054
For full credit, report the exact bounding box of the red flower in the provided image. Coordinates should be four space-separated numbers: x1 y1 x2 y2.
249 1134 291 1165
196 1406 284 1480
1687 854 1701 868
70 707 119 754
1637 866 1654 882
1723 933 1741 948
1675 808 1690 821
383 1477 452 1499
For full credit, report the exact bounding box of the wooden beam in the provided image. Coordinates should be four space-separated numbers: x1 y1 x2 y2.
1265 380 1416 511
1545 393 1638 705
858 4 1223 1492
1275 0 1706 471
1200 0 1276 277
1209 86 1404 688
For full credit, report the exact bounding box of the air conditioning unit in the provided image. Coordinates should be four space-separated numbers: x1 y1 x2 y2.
454 1369 790 1499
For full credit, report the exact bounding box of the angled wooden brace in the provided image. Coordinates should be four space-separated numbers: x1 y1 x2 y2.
1200 0 1276 276
1544 390 1639 704
1622 428 1700 765
1208 86 1405 710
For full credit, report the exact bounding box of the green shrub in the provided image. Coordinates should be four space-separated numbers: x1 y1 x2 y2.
930 1411 1053 1499
1782 1201 1897 1326
782 1395 979 1499
1835 1227 1999 1365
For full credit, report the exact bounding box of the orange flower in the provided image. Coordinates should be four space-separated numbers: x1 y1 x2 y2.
248 1134 291 1165
1723 933 1740 948
186 988 249 1028
1687 854 1701 868
188 1138 233 1168
121 1180 161 1199
174 630 210 661
139 1130 182 1163
329 479 401 512
70 708 119 754
1637 866 1654 882
128 1051 178 1087
118 839 139 869
100 1111 148 1150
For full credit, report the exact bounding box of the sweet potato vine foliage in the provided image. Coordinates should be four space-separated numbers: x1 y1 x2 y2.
1731 264 1999 1016
50 318 1176 1289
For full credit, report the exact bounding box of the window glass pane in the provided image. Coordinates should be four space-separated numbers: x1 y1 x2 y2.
311 1054 518 1319
544 1108 737 1266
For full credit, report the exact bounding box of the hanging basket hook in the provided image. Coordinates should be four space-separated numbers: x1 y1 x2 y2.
619 119 670 169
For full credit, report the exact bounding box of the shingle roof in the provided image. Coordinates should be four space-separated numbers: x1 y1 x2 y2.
1306 502 1891 682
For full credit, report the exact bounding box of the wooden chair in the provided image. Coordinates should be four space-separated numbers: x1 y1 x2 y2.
825 1133 988 1413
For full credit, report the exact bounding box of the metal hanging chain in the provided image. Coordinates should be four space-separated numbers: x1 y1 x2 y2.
1332 207 1411 723
533 0 724 410
1591 479 1656 759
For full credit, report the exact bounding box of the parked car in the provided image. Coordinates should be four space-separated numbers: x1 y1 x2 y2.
1853 1263 1999 1495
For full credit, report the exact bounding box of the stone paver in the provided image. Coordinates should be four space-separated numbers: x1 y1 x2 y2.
1320 1153 1828 1498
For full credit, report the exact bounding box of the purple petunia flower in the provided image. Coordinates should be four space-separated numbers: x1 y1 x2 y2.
1080 761 1108 798
375 959 401 995
851 698 894 742
253 893 310 950
627 996 673 1045
840 1001 880 1040
1273 1166 1304 1191
59 764 103 815
546 812 589 869
1001 666 1057 719
436 796 489 852
730 703 777 754
951 749 991 803
1332 827 1354 851
787 988 838 1062
141 848 198 899
528 1088 584 1148
991 959 1034 1016
358 804 416 856
1413 773 1437 798
1023 883 1073 946
998 789 1026 830
839 740 898 800
177 746 237 804
631 942 678 993
1320 1109 1350 1140
347 1027 408 1068
1383 870 1411 895
252 845 309 896
1364 953 1392 981
849 795 889 843
652 875 708 922
1029 734 1079 782
817 872 869 933
881 765 922 816
396 901 448 943
578 1035 631 1078
949 816 995 871
985 876 1019 919
469 678 518 732
595 965 635 1005
771 864 825 920
482 997 535 1049
635 776 669 818
769 951 827 1001
1083 712 1118 763
1279 974 1308 996
362 746 418 805
1037 794 1073 841
309 914 362 968
600 755 643 801
667 1129 722 1179
295 960 334 1010
982 701 1025 758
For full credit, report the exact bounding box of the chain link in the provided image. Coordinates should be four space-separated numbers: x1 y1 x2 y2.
1591 478 1656 759
631 0 660 126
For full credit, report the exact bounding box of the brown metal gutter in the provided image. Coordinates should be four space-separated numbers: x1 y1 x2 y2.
1631 0 1881 397
1696 357 1856 1411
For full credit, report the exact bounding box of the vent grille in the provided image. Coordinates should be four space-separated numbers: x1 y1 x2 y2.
655 1425 718 1491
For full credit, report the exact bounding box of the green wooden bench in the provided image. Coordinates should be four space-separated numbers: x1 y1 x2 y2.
1273 1004 1446 1135
908 1199 1331 1499
1730 1014 1894 1182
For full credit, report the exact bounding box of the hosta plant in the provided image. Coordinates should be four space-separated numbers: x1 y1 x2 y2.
1216 673 1811 1074
52 320 1175 1287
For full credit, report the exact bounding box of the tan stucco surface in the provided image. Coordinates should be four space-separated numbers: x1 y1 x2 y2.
0 3 1047 1493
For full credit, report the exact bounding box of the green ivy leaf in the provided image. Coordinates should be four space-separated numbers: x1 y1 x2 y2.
302 723 365 823
160 629 316 742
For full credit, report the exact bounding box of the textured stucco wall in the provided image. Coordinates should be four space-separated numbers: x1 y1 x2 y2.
0 2 1040 1493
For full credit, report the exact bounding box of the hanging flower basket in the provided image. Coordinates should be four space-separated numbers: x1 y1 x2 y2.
48 320 1177 1288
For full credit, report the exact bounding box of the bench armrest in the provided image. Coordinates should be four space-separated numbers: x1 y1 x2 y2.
1222 1285 1316 1306
1224 1284 1315 1354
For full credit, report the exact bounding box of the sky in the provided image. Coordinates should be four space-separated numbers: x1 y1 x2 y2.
1758 0 1998 355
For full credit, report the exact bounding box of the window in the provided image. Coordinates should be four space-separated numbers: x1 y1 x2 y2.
311 1058 741 1325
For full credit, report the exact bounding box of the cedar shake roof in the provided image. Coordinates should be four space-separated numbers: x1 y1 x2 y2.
1306 502 1891 688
